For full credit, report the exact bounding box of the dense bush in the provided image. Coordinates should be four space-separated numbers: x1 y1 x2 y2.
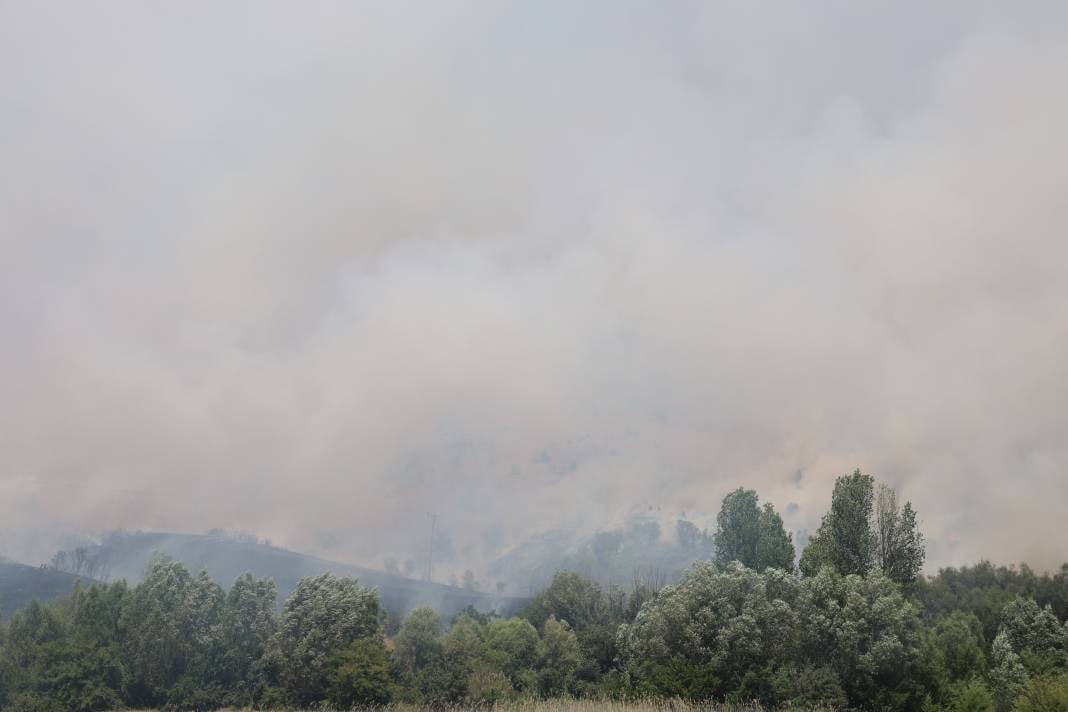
325 637 393 708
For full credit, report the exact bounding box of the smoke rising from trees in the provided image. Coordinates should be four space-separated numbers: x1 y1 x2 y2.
2 2 1067 570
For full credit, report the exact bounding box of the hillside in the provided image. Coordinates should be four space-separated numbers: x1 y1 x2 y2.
0 561 91 620
490 516 715 595
49 531 528 621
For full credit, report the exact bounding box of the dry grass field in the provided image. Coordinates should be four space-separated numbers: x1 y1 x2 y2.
124 702 778 712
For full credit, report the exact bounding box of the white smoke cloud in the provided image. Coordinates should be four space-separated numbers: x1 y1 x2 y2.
1 2 1066 571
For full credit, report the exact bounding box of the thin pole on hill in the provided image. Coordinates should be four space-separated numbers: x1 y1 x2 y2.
426 513 437 583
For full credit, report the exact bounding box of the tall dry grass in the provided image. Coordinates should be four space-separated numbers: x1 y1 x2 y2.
122 701 797 712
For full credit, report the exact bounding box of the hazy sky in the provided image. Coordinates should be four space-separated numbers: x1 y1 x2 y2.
2 2 1067 572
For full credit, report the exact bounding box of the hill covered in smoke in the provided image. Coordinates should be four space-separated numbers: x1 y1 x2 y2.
489 514 716 595
40 530 526 622
0 560 90 621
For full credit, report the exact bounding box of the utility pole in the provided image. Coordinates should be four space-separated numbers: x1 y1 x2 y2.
426 513 437 583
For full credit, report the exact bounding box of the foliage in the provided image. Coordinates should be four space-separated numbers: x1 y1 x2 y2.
992 629 1030 712
524 571 623 632
620 562 804 703
800 469 877 577
800 471 925 589
395 606 444 675
919 562 1068 646
326 637 393 708
922 611 988 703
876 484 926 588
522 570 632 679
713 489 763 570
999 598 1067 674
484 616 539 684
798 567 926 709
268 571 381 705
218 572 276 699
539 615 585 697
948 678 996 712
620 561 931 709
1012 673 1068 712
120 557 224 707
2 693 66 712
676 519 709 553
713 490 796 573
757 503 796 572
3 476 1068 711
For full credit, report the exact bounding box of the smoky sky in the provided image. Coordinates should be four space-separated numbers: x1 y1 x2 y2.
2 2 1067 573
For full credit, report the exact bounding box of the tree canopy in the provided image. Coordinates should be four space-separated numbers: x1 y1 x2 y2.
713 488 795 572
2 473 1066 711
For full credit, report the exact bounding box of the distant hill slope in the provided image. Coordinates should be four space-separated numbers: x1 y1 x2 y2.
490 516 715 595
52 531 528 621
0 561 92 620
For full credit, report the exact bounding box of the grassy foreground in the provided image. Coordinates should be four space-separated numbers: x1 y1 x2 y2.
125 703 776 712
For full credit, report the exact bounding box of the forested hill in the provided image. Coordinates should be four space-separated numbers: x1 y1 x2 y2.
0 561 91 620
42 530 528 621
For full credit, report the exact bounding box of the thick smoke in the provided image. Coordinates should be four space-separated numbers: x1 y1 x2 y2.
2 2 1067 572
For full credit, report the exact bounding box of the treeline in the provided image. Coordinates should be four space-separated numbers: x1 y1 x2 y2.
489 516 713 597
48 546 110 581
1 469 1067 711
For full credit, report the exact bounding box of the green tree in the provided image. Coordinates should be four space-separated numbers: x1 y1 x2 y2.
714 488 762 569
120 557 224 707
416 655 469 706
465 662 514 705
949 678 996 712
800 470 877 576
797 527 831 576
6 591 127 712
442 614 486 671
3 692 66 712
620 562 803 701
715 489 794 572
921 611 987 704
484 617 539 687
521 571 627 677
35 645 126 712
940 613 987 678
219 573 276 699
677 519 703 552
1013 673 1068 712
991 629 1028 712
0 620 9 709
538 616 585 697
876 484 926 587
394 606 443 675
757 503 796 572
69 581 127 649
798 567 925 709
999 598 1067 673
326 637 393 708
522 571 622 632
410 613 488 705
61 582 129 711
918 562 1068 647
268 572 381 705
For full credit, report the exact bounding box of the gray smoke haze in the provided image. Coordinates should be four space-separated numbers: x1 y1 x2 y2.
2 2 1067 574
